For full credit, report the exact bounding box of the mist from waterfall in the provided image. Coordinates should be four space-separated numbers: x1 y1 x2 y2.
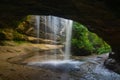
35 15 73 60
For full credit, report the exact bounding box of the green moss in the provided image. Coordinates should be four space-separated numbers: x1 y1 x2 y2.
13 31 27 41
0 28 28 42
0 29 13 40
14 40 28 45
71 22 111 55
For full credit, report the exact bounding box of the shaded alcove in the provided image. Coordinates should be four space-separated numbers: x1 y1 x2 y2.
0 0 120 78
15 15 111 56
0 14 120 80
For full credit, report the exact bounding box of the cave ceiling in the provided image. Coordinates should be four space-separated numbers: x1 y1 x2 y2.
0 0 120 48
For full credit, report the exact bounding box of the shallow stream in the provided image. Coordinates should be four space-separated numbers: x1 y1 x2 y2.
27 54 120 80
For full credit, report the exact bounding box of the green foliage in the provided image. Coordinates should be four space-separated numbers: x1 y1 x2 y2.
72 22 111 55
96 42 111 54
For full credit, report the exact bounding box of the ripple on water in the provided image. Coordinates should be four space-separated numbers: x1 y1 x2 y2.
28 60 84 72
27 60 120 80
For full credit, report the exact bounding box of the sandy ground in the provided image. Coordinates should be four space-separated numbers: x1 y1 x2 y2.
0 41 63 80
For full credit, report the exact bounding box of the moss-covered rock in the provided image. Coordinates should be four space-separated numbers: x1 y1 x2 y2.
16 16 36 37
0 29 14 40
17 21 34 36
0 28 28 42
13 31 28 41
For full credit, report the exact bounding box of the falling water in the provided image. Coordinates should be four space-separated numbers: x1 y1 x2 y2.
44 16 48 60
35 15 40 43
28 15 120 80
35 15 73 60
51 16 57 59
64 20 73 60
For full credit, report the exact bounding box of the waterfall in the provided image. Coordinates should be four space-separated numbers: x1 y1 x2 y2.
35 15 73 60
64 20 73 60
35 15 40 43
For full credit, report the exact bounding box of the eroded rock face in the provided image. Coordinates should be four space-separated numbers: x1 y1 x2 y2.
0 0 120 73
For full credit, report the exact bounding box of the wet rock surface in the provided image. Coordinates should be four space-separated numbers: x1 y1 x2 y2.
104 58 120 74
104 51 120 74
27 55 120 80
